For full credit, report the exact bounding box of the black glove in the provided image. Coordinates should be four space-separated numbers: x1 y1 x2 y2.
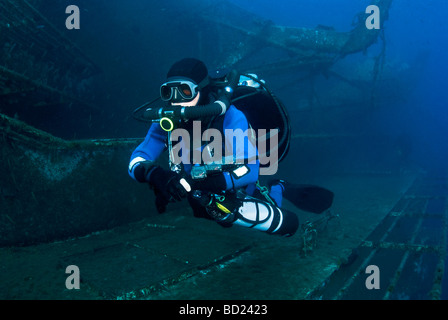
149 166 189 203
153 187 169 213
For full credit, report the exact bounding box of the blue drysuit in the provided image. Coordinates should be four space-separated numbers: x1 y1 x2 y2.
129 105 260 193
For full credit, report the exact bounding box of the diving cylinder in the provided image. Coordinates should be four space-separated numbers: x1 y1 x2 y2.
229 198 299 237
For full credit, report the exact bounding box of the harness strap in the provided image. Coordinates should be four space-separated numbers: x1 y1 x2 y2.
255 180 276 206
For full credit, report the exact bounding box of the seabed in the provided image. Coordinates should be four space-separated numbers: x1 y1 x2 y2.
3 169 445 300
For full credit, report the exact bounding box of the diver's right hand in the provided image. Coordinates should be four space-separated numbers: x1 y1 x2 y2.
149 167 189 202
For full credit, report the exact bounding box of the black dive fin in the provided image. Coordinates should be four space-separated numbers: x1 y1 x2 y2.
283 184 334 214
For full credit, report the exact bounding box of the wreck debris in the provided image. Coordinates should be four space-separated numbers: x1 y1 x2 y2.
0 0 100 122
197 0 393 72
0 113 154 247
1 0 396 137
0 0 404 247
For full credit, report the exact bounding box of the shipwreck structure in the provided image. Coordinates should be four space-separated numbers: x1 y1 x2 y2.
0 0 402 247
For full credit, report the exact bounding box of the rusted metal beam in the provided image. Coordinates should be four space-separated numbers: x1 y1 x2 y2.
201 0 393 70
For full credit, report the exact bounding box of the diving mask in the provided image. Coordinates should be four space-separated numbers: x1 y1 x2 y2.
160 77 209 103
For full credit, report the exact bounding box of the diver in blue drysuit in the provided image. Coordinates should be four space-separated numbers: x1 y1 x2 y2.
128 58 299 236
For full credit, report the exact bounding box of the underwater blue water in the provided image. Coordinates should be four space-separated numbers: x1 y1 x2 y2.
228 0 448 171
385 0 448 171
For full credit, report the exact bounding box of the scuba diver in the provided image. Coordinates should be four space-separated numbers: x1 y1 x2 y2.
128 58 334 237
